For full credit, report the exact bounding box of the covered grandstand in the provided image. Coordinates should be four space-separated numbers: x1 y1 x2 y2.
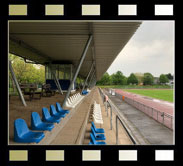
9 21 141 145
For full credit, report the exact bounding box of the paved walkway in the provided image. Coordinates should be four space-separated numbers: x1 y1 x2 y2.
105 90 173 145
115 89 174 116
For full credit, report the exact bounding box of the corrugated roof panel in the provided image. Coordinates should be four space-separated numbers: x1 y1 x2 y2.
9 21 141 80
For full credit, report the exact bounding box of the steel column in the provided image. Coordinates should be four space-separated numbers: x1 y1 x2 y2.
54 74 63 95
91 77 96 88
82 62 94 92
9 61 27 106
50 65 63 95
62 35 93 107
88 70 95 88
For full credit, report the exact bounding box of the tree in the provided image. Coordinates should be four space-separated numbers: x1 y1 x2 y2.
159 74 169 84
96 72 111 85
165 73 173 80
127 73 138 85
143 73 154 85
111 71 127 85
9 54 45 85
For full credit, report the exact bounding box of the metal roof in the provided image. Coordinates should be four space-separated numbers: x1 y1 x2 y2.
9 21 141 80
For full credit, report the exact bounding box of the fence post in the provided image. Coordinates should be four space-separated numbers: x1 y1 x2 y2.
157 111 158 121
107 102 108 117
162 113 164 124
105 102 107 112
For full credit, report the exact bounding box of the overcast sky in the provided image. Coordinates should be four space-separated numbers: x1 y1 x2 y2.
107 21 174 77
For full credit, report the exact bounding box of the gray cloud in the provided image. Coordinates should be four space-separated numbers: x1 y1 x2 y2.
107 21 174 77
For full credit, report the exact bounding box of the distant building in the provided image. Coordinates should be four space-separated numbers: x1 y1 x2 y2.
154 77 159 84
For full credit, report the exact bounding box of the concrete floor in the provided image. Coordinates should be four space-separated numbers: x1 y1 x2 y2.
104 90 174 145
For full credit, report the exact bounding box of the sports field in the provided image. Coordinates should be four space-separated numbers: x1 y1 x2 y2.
123 89 174 102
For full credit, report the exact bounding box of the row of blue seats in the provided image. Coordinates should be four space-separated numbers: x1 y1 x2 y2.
89 122 106 145
14 102 69 143
82 90 89 95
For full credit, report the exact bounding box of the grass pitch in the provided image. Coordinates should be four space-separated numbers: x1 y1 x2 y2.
123 89 173 102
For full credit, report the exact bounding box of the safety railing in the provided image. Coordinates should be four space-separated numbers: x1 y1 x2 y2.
98 88 137 145
116 116 136 145
115 91 173 130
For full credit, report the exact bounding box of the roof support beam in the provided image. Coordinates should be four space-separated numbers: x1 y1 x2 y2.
90 76 96 88
9 61 27 106
49 65 63 95
62 35 93 108
88 70 95 88
88 23 97 80
81 61 94 92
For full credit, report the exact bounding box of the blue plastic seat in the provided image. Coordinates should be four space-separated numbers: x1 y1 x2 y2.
82 90 88 95
14 118 45 143
89 133 106 145
91 126 106 140
42 107 61 123
56 102 69 114
50 105 66 118
31 112 54 131
92 122 105 133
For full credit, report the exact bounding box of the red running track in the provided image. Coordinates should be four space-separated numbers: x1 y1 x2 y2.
115 89 174 116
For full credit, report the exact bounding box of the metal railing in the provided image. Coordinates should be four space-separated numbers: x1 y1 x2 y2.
116 116 136 145
98 88 137 145
115 91 173 130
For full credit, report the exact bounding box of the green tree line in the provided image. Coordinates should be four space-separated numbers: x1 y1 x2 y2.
96 71 173 86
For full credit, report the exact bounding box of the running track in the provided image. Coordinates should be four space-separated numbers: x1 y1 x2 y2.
115 89 174 116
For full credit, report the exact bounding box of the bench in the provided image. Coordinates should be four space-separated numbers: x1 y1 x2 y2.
42 84 55 97
20 83 42 101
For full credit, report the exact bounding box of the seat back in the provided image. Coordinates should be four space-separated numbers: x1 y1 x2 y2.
56 102 62 111
91 126 97 137
90 133 96 144
14 119 29 137
42 107 51 120
67 98 72 104
70 96 73 102
31 112 42 127
91 122 96 131
50 105 57 115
